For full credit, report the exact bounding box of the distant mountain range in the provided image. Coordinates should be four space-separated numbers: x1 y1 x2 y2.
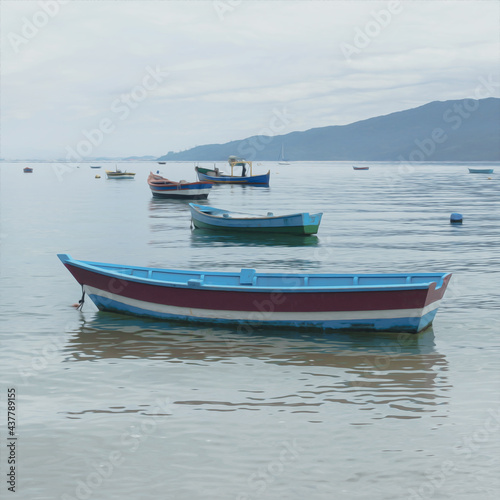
158 97 500 162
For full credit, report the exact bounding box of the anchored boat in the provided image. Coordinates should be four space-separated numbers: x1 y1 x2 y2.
105 168 136 179
278 144 290 165
148 172 212 199
195 157 270 185
468 168 494 174
189 203 322 235
58 254 451 333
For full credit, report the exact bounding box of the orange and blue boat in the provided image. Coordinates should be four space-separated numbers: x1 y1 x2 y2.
148 172 212 199
58 254 451 333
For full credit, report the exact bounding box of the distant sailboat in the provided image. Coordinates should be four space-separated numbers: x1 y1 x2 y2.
278 144 290 165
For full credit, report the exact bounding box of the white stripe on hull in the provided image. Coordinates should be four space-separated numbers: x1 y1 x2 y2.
84 285 441 322
150 189 211 196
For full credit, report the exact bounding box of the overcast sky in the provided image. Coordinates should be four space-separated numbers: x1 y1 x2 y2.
1 0 499 160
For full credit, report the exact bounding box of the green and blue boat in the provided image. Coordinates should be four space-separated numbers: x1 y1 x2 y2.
189 203 322 235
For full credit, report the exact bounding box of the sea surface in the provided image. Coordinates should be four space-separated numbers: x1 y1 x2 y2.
0 161 499 500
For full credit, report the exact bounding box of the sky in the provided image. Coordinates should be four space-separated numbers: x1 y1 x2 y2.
1 0 499 160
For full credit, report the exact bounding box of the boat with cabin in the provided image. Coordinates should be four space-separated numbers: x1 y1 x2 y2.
195 157 270 185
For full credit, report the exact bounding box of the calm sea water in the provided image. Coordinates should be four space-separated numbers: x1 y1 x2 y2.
0 161 499 500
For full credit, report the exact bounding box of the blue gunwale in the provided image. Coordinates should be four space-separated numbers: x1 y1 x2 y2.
189 203 319 220
57 254 450 294
189 203 322 234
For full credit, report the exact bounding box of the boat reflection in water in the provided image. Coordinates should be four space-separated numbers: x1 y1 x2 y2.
189 227 320 248
64 313 449 420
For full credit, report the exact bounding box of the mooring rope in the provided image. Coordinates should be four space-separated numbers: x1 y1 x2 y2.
77 286 85 311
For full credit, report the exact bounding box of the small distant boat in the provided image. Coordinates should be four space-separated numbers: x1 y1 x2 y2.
278 144 290 165
148 172 212 199
353 166 369 170
468 168 494 174
195 157 270 185
158 161 166 165
23 167 33 173
58 254 452 333
105 167 136 179
90 165 102 169
189 203 322 235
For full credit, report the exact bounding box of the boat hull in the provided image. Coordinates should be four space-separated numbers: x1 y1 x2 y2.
58 254 451 333
105 170 136 179
189 204 322 235
148 173 212 199
195 168 270 185
150 184 212 199
468 168 494 174
152 191 210 199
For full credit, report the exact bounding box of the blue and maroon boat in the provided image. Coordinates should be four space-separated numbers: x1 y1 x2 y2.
58 254 451 333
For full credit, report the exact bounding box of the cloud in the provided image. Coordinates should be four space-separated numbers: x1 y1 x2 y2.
1 0 499 159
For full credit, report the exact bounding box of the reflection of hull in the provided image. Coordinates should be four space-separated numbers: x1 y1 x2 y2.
66 320 448 417
189 229 320 247
58 254 451 333
69 319 440 361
